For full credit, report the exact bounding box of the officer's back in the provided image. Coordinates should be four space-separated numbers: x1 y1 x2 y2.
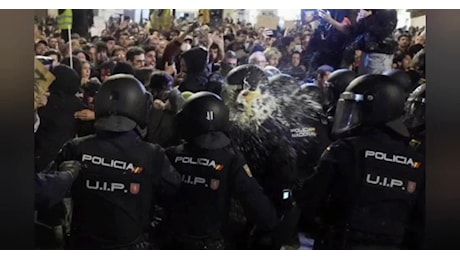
55 74 181 249
165 92 279 249
304 75 425 249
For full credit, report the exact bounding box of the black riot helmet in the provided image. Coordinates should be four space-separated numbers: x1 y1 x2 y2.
226 64 269 92
268 73 300 97
327 69 356 102
264 65 282 79
300 83 324 105
94 74 152 133
383 69 414 95
332 74 407 137
176 91 229 141
403 83 425 136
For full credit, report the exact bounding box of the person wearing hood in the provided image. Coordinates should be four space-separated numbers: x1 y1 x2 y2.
146 71 184 148
35 64 85 172
34 59 82 211
34 63 84 249
302 74 425 249
178 46 217 94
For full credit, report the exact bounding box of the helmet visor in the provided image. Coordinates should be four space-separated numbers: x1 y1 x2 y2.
332 92 363 136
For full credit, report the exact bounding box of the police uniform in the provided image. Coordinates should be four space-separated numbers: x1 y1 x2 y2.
55 131 181 249
164 91 279 249
303 74 425 249
55 74 182 249
308 129 424 249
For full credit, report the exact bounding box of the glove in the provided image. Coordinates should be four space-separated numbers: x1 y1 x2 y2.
59 161 81 180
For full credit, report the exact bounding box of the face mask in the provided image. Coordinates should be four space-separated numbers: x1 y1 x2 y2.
181 43 191 52
244 43 250 50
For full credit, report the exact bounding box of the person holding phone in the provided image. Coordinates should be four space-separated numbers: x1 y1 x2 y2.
318 9 398 75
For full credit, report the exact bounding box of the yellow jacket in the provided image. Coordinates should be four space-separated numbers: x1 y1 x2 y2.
150 9 173 31
57 9 73 30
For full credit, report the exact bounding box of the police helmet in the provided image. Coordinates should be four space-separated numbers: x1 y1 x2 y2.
269 73 299 96
300 83 324 105
327 69 356 102
332 74 406 137
94 74 152 132
226 64 269 92
264 65 282 79
403 83 425 135
383 69 414 94
176 91 229 140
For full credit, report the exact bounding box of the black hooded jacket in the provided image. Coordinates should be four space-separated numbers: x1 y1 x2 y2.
178 47 216 93
35 65 84 171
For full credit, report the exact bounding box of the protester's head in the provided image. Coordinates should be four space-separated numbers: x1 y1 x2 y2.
126 47 145 69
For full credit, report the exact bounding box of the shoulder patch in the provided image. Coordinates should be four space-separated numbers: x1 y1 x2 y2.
243 164 253 178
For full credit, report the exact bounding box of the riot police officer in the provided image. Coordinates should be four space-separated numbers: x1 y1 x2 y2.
53 74 182 249
164 91 280 249
326 69 356 115
403 83 425 155
303 74 425 249
383 69 417 95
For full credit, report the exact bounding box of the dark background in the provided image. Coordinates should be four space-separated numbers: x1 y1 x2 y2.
0 9 458 249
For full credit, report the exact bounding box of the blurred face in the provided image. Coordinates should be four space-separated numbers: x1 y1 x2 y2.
113 50 126 62
318 72 332 88
82 62 91 79
210 48 219 61
224 57 238 67
170 31 179 39
97 51 108 62
131 54 145 69
35 43 47 55
119 35 129 47
253 55 267 68
292 53 301 67
145 50 156 67
399 36 410 49
106 40 116 52
89 47 97 62
157 41 167 56
139 31 146 39
76 52 87 61
237 33 247 43
150 35 160 48
49 38 58 49
302 34 311 48
48 54 60 67
268 57 279 67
